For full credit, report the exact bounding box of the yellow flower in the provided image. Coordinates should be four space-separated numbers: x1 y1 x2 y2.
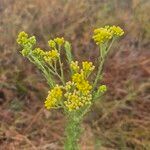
44 85 63 110
72 73 84 83
76 80 92 95
32 48 45 59
64 70 93 111
44 50 60 62
17 31 36 56
54 37 64 46
93 28 112 45
109 25 124 37
98 85 107 93
70 61 80 73
93 25 124 45
17 31 28 46
64 81 75 91
64 90 92 111
48 40 56 48
71 64 93 93
82 61 95 76
17 31 36 47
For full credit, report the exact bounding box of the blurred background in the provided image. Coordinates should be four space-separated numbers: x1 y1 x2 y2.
0 0 150 149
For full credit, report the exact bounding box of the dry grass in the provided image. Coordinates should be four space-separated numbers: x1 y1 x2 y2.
0 0 150 149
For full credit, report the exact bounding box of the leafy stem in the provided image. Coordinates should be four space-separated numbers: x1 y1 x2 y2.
93 38 115 91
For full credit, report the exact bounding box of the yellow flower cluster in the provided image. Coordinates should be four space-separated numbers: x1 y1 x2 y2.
72 73 84 83
70 61 95 76
54 37 64 46
76 80 92 95
17 31 36 56
93 25 124 45
45 61 94 111
17 31 64 60
32 48 59 62
98 85 107 93
93 28 112 45
48 37 64 49
72 73 92 95
48 40 56 48
44 77 92 111
94 84 107 99
17 31 36 47
32 48 45 59
64 81 75 91
44 50 60 62
70 61 80 73
63 61 94 111
109 26 124 37
44 85 63 109
82 61 95 76
64 89 92 111
17 31 28 45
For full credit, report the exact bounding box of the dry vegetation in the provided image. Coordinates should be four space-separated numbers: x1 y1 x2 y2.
0 0 150 149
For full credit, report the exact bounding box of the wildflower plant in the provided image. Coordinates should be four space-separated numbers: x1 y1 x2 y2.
17 25 124 150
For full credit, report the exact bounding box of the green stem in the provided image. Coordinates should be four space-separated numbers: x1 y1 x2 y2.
106 37 115 53
28 56 54 87
93 57 105 91
54 60 57 71
93 38 115 90
58 46 65 83
48 63 65 85
64 113 82 150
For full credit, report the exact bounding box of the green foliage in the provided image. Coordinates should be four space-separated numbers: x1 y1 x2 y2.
64 112 82 150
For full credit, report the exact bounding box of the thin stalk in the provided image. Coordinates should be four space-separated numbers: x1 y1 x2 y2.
79 105 91 120
48 63 65 85
28 56 54 87
58 46 65 83
93 57 105 91
93 38 115 90
54 60 57 71
106 38 115 53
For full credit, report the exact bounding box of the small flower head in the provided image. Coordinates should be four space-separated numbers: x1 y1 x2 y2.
21 48 30 56
72 73 85 83
28 36 36 46
64 68 93 111
44 85 63 110
93 28 112 45
82 61 95 76
48 40 56 48
17 31 36 57
109 25 124 37
17 31 28 46
64 81 75 91
64 90 92 111
44 50 60 62
54 37 64 46
70 61 80 73
17 31 36 48
93 25 124 45
32 48 45 59
76 80 92 95
98 85 107 93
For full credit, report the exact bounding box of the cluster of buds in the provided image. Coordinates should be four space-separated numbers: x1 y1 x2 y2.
93 25 124 45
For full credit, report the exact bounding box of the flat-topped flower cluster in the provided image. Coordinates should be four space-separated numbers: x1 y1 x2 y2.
44 60 96 111
17 25 124 112
93 25 124 45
